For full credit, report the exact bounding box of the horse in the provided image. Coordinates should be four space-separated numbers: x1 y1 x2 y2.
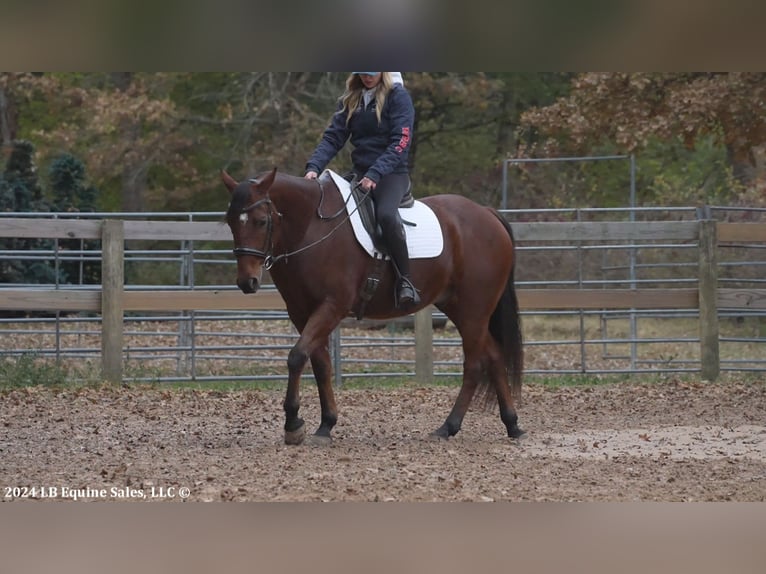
222 167 524 445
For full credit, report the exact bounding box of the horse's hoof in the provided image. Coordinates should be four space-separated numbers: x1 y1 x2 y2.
306 434 333 447
508 427 526 440
284 424 306 445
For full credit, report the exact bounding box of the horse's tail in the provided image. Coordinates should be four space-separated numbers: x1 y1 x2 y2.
488 209 524 403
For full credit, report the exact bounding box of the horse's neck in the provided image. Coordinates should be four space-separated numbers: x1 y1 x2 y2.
271 176 323 248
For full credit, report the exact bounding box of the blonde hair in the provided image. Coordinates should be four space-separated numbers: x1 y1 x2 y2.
340 72 394 126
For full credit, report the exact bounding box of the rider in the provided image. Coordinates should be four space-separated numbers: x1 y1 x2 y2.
304 72 420 309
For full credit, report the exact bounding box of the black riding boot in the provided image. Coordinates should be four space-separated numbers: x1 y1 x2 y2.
384 221 420 309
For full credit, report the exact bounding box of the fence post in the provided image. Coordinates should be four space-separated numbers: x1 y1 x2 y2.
414 306 433 384
698 219 719 381
101 219 125 384
330 326 342 388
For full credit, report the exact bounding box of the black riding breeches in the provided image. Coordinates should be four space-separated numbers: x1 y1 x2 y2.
369 173 410 236
368 173 411 276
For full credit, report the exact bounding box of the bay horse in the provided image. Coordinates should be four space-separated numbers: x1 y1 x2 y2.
222 168 524 444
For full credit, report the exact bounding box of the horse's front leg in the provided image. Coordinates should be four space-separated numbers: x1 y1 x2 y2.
283 343 308 445
283 303 343 445
307 345 337 445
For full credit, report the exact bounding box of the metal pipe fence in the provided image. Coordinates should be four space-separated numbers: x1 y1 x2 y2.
0 206 764 383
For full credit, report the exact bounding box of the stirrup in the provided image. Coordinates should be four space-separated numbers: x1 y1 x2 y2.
396 277 420 308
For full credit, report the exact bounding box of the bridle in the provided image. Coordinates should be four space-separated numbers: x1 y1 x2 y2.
232 179 372 270
232 196 280 270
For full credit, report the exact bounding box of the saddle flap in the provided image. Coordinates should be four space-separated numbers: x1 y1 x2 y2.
348 179 387 252
323 169 444 260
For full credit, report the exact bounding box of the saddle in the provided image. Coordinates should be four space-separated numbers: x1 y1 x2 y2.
343 171 415 254
334 171 416 319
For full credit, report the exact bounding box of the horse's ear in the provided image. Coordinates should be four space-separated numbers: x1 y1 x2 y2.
222 170 238 194
251 167 277 192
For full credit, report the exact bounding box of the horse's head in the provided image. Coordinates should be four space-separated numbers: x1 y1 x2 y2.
223 168 279 294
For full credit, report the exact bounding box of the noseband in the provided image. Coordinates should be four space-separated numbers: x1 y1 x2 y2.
232 196 279 270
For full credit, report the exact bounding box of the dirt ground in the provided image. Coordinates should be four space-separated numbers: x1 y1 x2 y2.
3 315 763 502
1 380 764 502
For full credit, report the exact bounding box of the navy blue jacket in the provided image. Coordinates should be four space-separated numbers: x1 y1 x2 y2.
306 84 414 183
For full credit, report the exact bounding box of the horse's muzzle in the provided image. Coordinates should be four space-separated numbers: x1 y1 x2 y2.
237 276 260 294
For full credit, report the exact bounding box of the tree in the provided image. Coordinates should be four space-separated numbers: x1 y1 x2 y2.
0 82 18 148
1 139 48 212
406 72 572 203
48 154 100 284
519 72 766 198
0 140 58 285
20 73 195 212
49 154 97 212
0 142 101 288
21 73 347 212
1 72 61 154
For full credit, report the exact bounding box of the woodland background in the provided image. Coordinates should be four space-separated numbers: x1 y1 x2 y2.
1 72 765 216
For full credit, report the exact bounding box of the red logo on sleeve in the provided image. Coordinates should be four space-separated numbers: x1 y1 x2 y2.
396 127 410 153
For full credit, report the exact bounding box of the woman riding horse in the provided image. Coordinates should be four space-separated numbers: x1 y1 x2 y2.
304 72 419 309
223 166 524 444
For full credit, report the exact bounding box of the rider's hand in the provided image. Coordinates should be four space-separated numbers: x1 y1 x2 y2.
360 177 376 192
304 171 318 180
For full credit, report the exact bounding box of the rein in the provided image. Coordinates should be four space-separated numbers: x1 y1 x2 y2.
232 180 371 269
316 178 355 220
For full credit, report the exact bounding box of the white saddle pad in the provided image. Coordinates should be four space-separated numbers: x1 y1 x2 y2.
326 170 444 259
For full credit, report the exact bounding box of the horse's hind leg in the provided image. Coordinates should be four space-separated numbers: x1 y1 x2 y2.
432 336 524 440
431 358 480 438
489 345 525 439
430 332 487 439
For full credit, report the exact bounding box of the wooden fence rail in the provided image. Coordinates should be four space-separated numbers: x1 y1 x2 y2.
1 217 765 383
